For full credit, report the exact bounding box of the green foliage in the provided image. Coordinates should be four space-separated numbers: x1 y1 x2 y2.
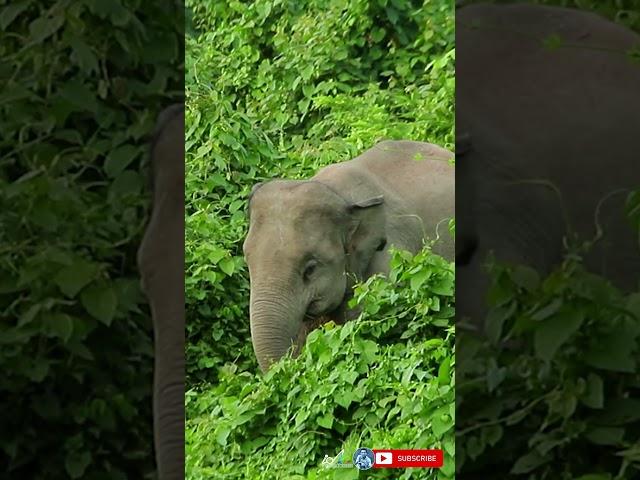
186 247 455 479
0 1 183 478
457 255 640 479
185 0 455 383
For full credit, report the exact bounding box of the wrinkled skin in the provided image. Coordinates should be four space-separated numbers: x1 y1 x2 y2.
456 4 640 328
137 104 184 480
244 140 455 371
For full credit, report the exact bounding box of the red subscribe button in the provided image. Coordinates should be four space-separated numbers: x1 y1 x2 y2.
372 449 443 468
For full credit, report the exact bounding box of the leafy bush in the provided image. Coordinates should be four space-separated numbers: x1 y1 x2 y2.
186 247 455 479
457 255 640 478
0 2 182 478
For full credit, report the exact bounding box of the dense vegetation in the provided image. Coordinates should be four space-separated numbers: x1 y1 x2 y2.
185 0 455 477
0 1 183 479
188 248 455 479
458 258 640 478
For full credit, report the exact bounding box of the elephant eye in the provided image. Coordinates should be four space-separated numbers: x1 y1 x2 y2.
302 260 318 281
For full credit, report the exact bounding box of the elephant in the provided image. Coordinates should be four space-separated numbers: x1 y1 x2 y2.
243 140 455 371
137 104 185 480
456 3 640 328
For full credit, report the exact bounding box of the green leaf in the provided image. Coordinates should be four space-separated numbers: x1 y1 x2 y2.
355 339 378 363
81 284 118 326
511 450 549 474
216 425 230 446
584 321 639 372
410 268 430 290
109 170 143 199
69 38 99 74
0 1 32 30
585 427 625 446
85 0 130 25
437 357 450 386
27 359 50 382
511 265 540 291
485 302 516 345
65 451 91 479
54 260 99 298
334 390 355 409
432 411 452 438
208 247 228 265
581 373 603 409
595 398 640 425
45 313 74 343
67 342 95 360
484 425 503 446
486 360 506 392
534 309 584 362
58 79 98 113
371 27 386 42
219 258 235 276
104 145 139 178
18 303 41 327
28 14 64 44
466 436 483 459
317 412 334 429
531 298 562 321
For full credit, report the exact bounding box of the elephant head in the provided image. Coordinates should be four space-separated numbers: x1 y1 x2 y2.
243 180 387 371
137 104 185 480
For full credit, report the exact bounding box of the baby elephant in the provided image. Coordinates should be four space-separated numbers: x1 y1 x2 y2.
243 140 454 371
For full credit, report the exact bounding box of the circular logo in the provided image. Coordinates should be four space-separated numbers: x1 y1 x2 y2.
352 447 375 470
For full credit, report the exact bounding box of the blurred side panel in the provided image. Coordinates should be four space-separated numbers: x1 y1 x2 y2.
456 1 640 478
0 1 184 478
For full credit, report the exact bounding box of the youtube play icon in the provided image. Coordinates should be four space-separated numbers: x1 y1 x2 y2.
375 452 393 465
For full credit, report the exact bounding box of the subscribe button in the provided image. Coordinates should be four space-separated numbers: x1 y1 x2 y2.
373 449 443 468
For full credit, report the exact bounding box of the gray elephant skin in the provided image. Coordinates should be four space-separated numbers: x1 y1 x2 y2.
243 140 455 371
137 104 185 480
456 3 640 328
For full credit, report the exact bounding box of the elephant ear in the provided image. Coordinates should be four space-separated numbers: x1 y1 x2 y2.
246 181 266 217
345 195 387 278
248 181 265 199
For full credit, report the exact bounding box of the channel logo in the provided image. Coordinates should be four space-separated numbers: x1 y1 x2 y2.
320 449 351 469
352 447 375 470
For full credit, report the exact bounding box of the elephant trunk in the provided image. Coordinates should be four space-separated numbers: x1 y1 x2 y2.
249 284 305 372
147 288 185 480
139 226 184 480
154 327 184 479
